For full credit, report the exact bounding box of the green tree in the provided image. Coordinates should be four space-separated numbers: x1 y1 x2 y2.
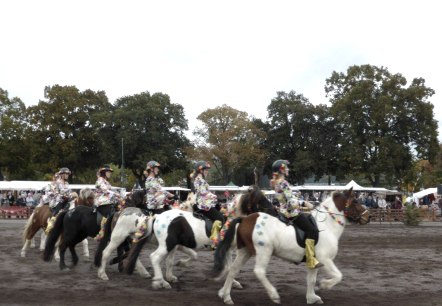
112 91 189 187
266 91 327 184
26 85 113 180
0 88 31 180
325 65 440 187
192 104 267 185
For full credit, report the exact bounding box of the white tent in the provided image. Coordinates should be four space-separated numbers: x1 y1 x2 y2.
413 188 437 199
344 180 366 191
0 181 122 192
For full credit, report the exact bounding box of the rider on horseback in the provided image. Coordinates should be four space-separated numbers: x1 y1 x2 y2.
45 167 72 234
144 161 176 215
271 159 323 269
95 165 122 240
191 161 225 248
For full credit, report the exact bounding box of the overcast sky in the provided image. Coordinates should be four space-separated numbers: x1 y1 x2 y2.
1 0 441 141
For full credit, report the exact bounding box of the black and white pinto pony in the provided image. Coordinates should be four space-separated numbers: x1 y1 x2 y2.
123 186 278 289
95 191 194 281
213 188 370 305
21 190 91 260
42 188 134 270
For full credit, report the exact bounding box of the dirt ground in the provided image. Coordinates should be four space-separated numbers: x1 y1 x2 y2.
1 219 442 306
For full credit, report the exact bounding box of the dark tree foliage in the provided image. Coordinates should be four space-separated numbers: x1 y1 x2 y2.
26 85 113 179
325 65 439 187
0 88 31 179
112 91 189 186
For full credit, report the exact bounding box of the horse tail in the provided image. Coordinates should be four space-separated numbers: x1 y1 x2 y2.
94 212 115 267
43 210 67 262
213 217 243 275
22 211 35 242
124 216 153 275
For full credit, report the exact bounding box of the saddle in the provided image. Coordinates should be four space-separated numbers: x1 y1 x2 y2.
192 211 213 237
278 213 319 248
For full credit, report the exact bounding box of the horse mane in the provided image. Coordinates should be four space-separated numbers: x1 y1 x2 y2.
125 190 146 209
238 186 266 215
77 188 94 207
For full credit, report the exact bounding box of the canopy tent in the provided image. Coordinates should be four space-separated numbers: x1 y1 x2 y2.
209 185 249 192
413 188 437 199
0 181 121 191
291 180 396 194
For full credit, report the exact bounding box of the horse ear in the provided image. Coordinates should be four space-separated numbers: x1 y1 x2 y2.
343 187 354 199
333 192 346 211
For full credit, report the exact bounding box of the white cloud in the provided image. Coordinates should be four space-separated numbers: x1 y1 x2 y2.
1 0 441 140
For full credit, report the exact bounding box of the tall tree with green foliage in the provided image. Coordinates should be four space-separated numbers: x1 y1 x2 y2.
192 104 267 185
266 91 330 184
0 88 31 180
26 85 113 180
325 65 439 187
112 91 189 187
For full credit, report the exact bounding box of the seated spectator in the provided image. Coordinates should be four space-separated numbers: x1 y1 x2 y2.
26 192 36 207
16 194 26 206
393 196 403 209
364 195 374 208
6 191 15 206
377 195 387 210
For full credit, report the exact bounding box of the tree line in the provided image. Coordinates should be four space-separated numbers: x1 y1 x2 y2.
1 64 441 191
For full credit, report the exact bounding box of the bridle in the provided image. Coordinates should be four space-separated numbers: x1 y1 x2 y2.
314 198 369 226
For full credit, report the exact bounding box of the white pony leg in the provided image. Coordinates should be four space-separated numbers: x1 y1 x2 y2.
150 247 171 289
225 250 243 289
30 237 36 248
98 231 127 281
81 238 89 259
135 259 151 279
253 251 280 304
219 249 251 305
319 258 342 290
306 268 323 304
54 240 60 262
21 240 31 257
175 246 197 267
39 231 46 251
165 247 178 283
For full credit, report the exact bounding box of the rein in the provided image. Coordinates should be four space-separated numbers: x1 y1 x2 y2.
314 204 368 226
315 205 346 226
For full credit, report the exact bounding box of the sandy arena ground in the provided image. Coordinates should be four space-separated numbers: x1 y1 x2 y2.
1 219 442 306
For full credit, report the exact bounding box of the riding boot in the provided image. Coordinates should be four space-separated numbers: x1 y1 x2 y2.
95 217 107 241
210 220 222 250
45 216 57 235
305 238 323 269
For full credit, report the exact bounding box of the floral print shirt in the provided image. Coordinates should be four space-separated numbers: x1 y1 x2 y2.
194 174 217 211
273 178 301 218
95 177 120 206
145 176 168 209
47 178 71 208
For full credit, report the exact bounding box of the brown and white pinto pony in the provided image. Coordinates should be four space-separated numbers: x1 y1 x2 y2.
123 186 278 289
21 190 94 258
213 188 370 305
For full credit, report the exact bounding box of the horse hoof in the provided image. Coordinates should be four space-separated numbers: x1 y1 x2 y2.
83 256 91 262
152 280 171 289
140 273 151 279
98 274 109 281
166 275 178 283
175 260 190 267
271 298 281 304
224 298 234 305
232 280 243 289
20 252 26 258
307 295 323 304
